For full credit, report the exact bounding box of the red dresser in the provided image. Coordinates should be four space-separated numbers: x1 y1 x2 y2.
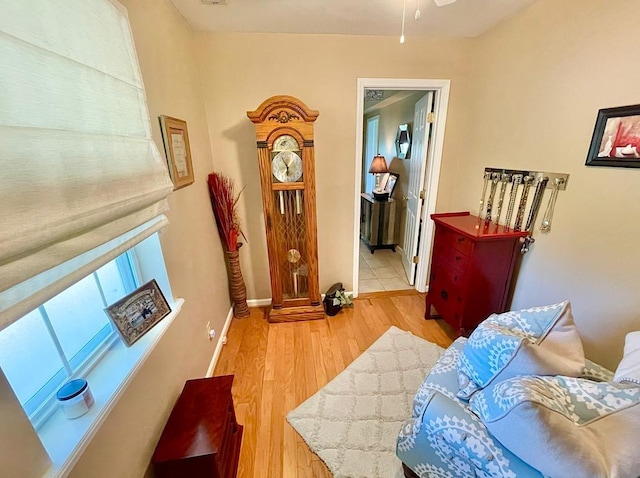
425 212 529 336
152 376 243 478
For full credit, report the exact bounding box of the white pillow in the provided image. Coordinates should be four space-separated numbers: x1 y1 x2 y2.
470 375 640 478
614 331 640 385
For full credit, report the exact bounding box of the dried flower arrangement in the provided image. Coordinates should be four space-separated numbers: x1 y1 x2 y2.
207 172 247 252
207 172 250 317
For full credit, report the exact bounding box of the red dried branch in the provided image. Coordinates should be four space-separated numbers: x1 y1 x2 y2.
207 172 246 252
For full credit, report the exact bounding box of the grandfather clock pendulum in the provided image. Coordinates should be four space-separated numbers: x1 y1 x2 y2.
247 96 324 322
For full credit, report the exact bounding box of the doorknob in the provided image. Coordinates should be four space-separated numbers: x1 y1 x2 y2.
402 196 409 201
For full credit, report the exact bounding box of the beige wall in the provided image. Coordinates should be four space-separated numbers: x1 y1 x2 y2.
365 92 425 246
197 32 473 297
68 1 231 476
456 0 640 369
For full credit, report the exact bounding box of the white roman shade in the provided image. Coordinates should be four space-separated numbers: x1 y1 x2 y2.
0 0 174 329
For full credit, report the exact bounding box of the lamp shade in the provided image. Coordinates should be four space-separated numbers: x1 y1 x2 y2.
369 154 389 174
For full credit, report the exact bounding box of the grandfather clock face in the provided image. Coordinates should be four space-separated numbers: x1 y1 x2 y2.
271 134 308 300
271 135 303 183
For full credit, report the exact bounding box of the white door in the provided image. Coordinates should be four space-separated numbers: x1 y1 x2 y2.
402 92 435 284
364 116 380 193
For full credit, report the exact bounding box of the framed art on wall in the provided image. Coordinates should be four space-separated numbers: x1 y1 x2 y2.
586 104 640 168
105 279 171 347
159 115 195 188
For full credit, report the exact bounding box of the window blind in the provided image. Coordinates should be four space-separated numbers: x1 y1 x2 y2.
0 0 174 330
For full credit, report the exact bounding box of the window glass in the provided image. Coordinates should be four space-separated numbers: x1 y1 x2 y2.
96 260 128 306
0 309 65 405
45 274 111 362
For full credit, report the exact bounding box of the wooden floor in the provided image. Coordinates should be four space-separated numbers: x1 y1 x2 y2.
214 290 455 478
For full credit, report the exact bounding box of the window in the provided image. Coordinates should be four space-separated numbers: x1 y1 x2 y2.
0 253 138 423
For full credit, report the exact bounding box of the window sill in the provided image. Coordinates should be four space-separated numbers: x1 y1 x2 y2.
41 298 184 478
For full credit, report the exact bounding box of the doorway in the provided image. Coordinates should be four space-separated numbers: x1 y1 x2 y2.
353 79 450 297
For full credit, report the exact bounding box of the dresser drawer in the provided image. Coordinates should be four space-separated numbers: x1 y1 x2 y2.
428 275 465 328
435 227 473 255
431 242 470 273
430 254 466 288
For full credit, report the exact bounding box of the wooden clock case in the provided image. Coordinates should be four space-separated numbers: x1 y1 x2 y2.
247 96 324 322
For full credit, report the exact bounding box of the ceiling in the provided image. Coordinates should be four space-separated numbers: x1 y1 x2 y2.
171 0 538 38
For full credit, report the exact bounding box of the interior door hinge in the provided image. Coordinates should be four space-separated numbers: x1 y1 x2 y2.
419 190 426 200
412 256 420 264
427 112 436 124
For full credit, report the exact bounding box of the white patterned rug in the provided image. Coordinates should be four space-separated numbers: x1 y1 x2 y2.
287 326 445 478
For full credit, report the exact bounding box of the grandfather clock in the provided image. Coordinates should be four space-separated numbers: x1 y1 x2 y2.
247 96 324 322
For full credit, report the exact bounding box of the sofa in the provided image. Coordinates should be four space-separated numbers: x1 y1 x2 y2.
396 301 640 478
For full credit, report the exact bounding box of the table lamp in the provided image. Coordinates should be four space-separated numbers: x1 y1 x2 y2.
369 154 389 200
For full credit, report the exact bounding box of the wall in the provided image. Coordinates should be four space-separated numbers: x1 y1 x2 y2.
456 0 640 369
365 92 425 247
67 0 231 476
197 32 473 297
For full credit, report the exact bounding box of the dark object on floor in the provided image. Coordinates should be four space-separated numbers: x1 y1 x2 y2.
152 375 243 478
323 282 343 316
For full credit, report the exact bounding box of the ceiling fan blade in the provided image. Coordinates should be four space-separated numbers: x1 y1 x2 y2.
433 0 457 6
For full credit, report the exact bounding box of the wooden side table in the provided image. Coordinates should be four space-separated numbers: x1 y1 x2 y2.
425 212 529 336
152 376 243 478
360 193 397 253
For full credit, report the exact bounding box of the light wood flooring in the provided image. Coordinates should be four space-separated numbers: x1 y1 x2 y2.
214 290 455 478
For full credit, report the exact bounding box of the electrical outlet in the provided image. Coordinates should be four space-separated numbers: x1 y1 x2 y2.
206 322 216 341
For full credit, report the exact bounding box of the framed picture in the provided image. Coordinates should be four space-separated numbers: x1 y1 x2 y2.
385 172 399 196
105 279 171 347
586 104 640 168
159 115 195 189
379 172 399 197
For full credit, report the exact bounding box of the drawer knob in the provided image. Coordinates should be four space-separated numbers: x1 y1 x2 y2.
441 290 448 300
455 255 462 261
457 236 465 243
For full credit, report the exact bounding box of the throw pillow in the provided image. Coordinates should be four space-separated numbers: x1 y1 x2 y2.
614 331 640 385
469 375 640 478
456 301 585 400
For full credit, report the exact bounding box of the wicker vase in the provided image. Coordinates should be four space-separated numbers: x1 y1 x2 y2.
225 249 250 318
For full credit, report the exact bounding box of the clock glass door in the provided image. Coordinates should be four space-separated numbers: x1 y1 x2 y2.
272 189 308 300
271 134 308 300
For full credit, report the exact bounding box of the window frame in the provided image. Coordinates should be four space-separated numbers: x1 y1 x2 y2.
4 252 141 427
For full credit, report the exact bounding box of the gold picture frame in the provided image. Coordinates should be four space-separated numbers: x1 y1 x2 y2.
104 279 171 347
159 115 195 189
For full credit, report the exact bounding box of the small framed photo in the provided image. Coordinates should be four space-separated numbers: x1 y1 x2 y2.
586 104 640 168
384 173 400 197
159 115 195 189
105 279 171 347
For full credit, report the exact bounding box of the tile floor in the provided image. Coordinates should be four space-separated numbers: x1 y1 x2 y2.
358 241 413 293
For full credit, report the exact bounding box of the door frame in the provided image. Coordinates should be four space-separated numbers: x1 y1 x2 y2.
352 78 450 297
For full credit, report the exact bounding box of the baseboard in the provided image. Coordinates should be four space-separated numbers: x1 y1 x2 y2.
246 292 353 307
205 306 235 378
247 298 271 307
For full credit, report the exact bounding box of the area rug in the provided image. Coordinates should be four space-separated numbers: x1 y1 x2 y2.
286 326 445 478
